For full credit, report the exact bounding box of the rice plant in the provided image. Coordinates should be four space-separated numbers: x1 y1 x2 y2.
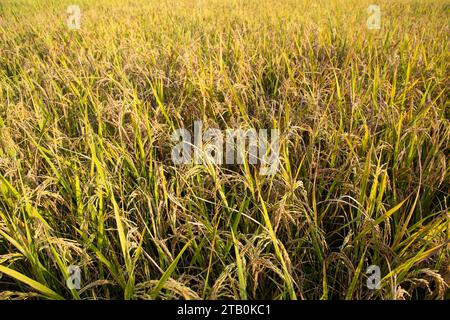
0 0 448 300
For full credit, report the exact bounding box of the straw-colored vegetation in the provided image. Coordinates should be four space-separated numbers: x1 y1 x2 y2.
0 0 448 299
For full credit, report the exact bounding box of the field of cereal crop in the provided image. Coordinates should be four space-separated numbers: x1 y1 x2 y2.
0 0 448 300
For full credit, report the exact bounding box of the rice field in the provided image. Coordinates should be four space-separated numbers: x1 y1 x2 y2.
0 0 449 300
